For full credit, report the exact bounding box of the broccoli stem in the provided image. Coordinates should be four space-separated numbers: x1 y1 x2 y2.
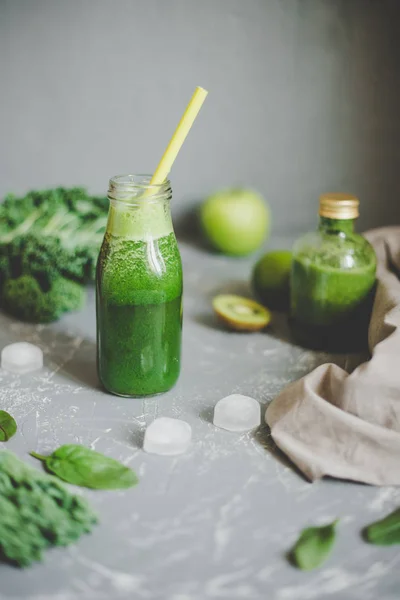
60 217 106 249
2 209 43 243
41 209 80 235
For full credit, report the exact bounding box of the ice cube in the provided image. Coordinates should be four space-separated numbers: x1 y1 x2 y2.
213 394 261 432
1 342 43 374
143 417 192 456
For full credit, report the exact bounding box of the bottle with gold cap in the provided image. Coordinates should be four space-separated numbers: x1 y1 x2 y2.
290 193 376 351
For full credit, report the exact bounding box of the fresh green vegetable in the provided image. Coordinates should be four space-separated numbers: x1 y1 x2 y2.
2 275 86 323
0 410 17 441
0 451 97 567
31 444 139 490
289 520 338 570
0 187 108 323
364 508 400 545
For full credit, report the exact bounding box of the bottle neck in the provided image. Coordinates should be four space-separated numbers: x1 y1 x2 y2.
106 174 173 240
318 216 355 235
106 199 173 240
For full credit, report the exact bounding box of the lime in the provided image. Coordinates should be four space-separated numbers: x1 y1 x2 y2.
252 250 292 310
200 188 270 256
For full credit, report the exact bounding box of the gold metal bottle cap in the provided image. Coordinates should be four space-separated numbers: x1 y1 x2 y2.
319 193 359 219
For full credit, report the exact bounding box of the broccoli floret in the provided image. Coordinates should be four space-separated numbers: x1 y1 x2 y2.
0 187 108 323
2 275 86 323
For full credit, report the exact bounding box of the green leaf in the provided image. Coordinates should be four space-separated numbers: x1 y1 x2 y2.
0 410 17 442
364 508 400 545
289 520 338 571
30 444 138 490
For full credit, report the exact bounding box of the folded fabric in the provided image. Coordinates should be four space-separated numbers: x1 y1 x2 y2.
266 227 400 485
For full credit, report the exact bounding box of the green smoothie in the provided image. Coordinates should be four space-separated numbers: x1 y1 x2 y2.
96 176 182 397
291 215 376 352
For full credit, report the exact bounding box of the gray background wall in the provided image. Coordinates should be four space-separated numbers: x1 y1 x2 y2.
1 0 399 235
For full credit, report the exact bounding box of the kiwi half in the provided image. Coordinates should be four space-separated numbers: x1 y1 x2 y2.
212 294 271 332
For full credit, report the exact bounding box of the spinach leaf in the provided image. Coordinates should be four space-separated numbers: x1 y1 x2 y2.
30 444 138 490
0 410 17 441
364 508 400 545
289 520 338 570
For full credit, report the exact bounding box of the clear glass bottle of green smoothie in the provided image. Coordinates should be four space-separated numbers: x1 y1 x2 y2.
290 193 376 352
96 175 183 396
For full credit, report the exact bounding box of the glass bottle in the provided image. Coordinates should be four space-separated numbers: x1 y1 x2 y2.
290 193 376 352
96 175 183 396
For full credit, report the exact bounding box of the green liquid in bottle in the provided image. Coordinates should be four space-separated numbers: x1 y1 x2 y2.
96 202 183 396
291 215 376 352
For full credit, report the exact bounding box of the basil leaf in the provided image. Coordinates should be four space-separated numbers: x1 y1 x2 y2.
364 508 400 545
289 520 338 570
30 444 138 490
0 410 17 442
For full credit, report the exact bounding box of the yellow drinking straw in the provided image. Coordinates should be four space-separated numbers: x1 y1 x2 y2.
149 86 208 188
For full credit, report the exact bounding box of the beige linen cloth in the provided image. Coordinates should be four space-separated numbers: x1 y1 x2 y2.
266 227 400 485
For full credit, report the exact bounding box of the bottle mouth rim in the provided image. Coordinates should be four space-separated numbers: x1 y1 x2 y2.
108 174 172 204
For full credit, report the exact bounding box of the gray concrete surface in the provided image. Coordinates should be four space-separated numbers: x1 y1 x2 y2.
0 238 399 600
1 0 400 234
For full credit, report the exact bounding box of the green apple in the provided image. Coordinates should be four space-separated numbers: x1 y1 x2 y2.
200 188 270 256
252 250 292 310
